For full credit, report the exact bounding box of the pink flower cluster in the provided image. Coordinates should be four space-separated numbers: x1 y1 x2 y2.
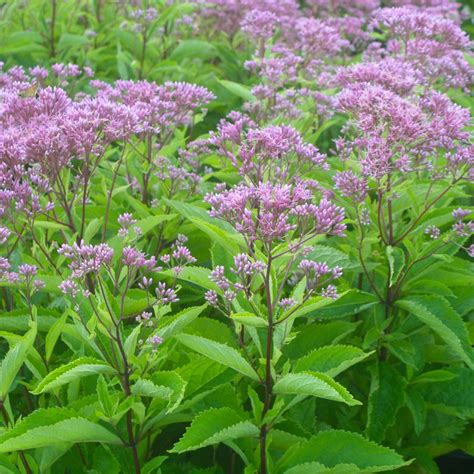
369 7 473 90
0 65 214 228
206 120 327 183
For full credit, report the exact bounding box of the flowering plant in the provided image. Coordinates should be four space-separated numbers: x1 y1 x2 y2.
0 0 473 473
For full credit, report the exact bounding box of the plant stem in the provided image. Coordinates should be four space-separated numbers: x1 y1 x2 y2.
138 31 148 80
260 253 274 474
115 271 141 474
0 402 32 474
50 0 57 58
102 146 127 241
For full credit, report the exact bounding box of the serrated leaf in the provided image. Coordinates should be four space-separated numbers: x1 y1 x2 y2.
295 345 372 377
157 305 207 340
277 430 409 473
176 356 232 399
305 291 378 319
397 295 474 368
131 379 173 399
97 375 114 417
284 462 362 474
175 334 259 381
45 314 67 362
150 371 187 413
169 407 258 453
386 246 405 287
366 364 406 443
158 267 217 291
0 408 121 452
406 389 426 436
273 371 361 406
306 245 358 270
231 312 268 328
170 40 217 61
416 367 474 418
218 80 255 101
285 321 359 359
411 370 458 384
0 321 37 397
32 357 116 394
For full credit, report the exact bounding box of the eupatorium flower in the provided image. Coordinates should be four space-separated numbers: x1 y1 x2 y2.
336 83 471 180
334 171 368 203
207 121 327 184
206 182 345 243
59 242 114 279
370 7 473 89
241 10 280 41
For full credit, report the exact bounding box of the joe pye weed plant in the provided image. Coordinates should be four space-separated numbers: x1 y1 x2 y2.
0 0 473 473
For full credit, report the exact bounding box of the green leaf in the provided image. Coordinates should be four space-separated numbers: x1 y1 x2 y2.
231 312 268 328
285 321 359 359
131 379 173 399
304 291 378 319
273 372 361 406
366 364 406 443
0 321 37 398
405 389 426 436
411 370 458 384
97 375 114 417
32 357 116 394
170 40 217 61
142 456 168 474
124 324 141 359
58 33 89 51
176 356 233 399
0 308 59 332
218 80 255 101
284 463 362 474
295 345 372 377
397 295 474 368
163 199 244 252
150 371 187 413
0 412 120 452
169 407 258 453
415 367 474 418
305 246 358 270
45 313 67 362
386 246 405 287
157 305 207 340
175 334 259 381
277 430 409 473
158 266 217 291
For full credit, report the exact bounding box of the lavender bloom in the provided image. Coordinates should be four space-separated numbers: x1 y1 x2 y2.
370 7 473 90
241 10 279 41
205 289 219 307
122 246 158 270
210 266 230 291
136 311 153 326
118 213 138 237
334 171 368 202
207 122 327 184
452 208 471 221
59 279 80 298
197 0 299 37
279 298 297 309
206 182 345 243
155 282 179 304
0 226 10 244
322 285 339 299
59 241 114 279
425 225 441 239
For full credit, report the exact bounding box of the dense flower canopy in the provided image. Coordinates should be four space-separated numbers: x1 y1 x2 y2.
0 0 472 473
